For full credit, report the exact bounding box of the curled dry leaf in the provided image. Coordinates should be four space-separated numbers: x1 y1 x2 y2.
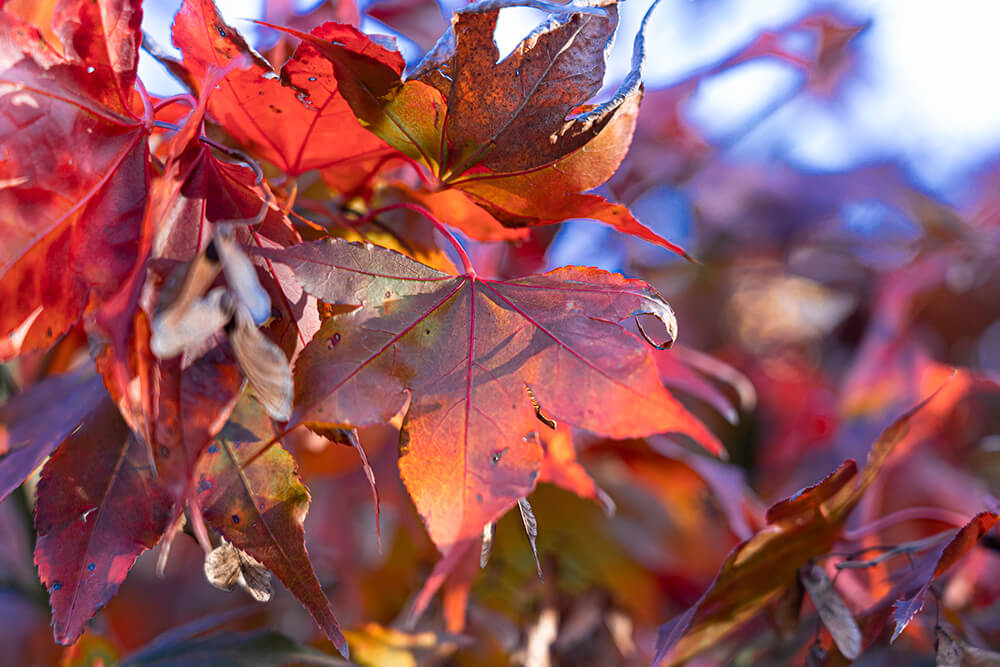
480 522 496 569
228 308 294 422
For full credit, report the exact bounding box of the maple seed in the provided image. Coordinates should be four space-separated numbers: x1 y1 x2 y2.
518 498 542 580
204 540 273 602
480 523 496 568
799 564 861 659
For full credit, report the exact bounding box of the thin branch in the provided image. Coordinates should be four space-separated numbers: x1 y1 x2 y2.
834 531 953 571
843 507 970 541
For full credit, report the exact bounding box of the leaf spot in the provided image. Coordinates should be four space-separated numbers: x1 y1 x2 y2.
216 25 227 38
308 76 317 82
87 562 95 572
207 444 219 454
490 447 509 467
327 333 341 350
197 475 213 493
232 514 240 524
476 493 484 504
51 582 61 591
86 66 95 74
159 446 170 458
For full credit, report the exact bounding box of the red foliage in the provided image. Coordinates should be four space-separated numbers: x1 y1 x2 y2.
1 0 999 664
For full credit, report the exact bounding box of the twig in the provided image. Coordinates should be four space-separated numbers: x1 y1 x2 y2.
843 506 970 541
834 531 953 571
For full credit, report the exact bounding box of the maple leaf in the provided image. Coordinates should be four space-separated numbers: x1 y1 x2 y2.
889 512 998 642
259 0 690 256
34 396 172 645
260 238 721 555
653 379 952 666
150 349 244 505
172 0 395 191
0 366 105 504
195 396 349 657
0 0 150 358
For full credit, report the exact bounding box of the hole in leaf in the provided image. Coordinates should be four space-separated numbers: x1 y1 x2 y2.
494 7 549 63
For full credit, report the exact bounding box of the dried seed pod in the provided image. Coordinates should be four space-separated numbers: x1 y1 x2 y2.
204 540 273 602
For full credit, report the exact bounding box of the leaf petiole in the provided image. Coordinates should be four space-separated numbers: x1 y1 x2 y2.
357 202 476 276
